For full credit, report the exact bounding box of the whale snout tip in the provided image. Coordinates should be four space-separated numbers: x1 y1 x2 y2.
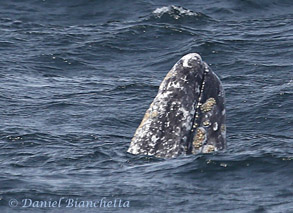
183 53 202 60
180 53 202 68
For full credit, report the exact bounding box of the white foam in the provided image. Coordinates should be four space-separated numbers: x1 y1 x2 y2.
153 6 170 16
153 5 198 18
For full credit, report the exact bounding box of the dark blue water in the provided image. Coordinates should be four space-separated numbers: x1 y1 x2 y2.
0 0 292 212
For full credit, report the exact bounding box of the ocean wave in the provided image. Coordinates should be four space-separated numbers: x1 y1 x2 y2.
125 151 293 175
234 0 293 9
153 5 197 18
150 5 209 22
112 83 158 92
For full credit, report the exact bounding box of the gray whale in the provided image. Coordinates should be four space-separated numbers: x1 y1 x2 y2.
128 53 226 158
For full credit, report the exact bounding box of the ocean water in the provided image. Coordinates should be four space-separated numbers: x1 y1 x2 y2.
0 0 292 212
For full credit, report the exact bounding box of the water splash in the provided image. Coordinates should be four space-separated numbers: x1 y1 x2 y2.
152 5 199 20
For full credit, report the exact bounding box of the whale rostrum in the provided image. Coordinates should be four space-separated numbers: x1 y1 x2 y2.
128 53 226 158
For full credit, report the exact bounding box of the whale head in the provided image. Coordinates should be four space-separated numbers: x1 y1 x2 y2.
128 53 226 158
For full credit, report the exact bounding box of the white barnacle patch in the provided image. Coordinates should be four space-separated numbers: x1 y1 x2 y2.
165 122 170 128
173 81 181 88
159 80 167 92
127 143 141 154
181 53 202 68
222 109 226 116
221 124 226 139
180 106 190 120
218 90 224 97
155 90 172 102
153 91 172 114
180 75 188 82
168 141 179 152
175 126 181 136
179 106 194 129
167 81 181 90
202 62 210 73
151 135 159 144
195 86 200 94
205 68 209 73
213 122 218 131
202 145 218 153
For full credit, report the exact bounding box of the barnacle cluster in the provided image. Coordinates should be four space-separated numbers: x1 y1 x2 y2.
201 98 216 112
193 128 206 149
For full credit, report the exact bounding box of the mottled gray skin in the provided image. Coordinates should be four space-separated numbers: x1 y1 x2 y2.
128 53 226 158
